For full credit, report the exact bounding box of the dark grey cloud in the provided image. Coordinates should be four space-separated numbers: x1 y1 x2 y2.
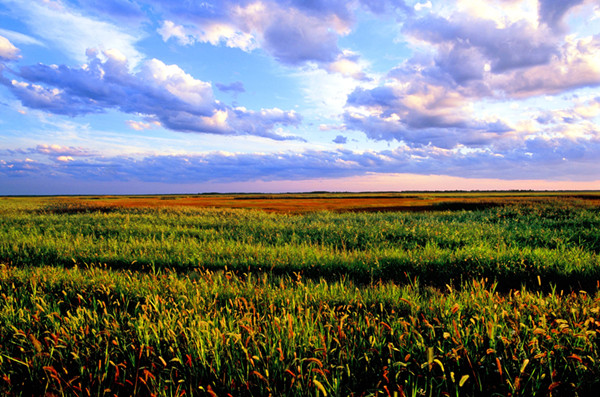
2 50 302 140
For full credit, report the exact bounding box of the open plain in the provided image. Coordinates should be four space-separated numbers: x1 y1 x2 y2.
1 192 600 396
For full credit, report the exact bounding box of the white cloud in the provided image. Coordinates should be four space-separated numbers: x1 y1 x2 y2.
125 120 160 131
0 29 44 46
325 51 371 81
414 1 432 12
295 64 378 122
157 21 195 46
0 35 20 60
2 0 143 67
198 22 257 51
139 58 215 110
456 0 539 29
574 100 600 119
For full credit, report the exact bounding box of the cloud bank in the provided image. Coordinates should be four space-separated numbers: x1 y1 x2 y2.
4 133 600 184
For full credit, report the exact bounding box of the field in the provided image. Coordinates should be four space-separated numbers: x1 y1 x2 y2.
1 192 600 396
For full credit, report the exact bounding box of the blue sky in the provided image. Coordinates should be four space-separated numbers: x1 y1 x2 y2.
1 0 599 194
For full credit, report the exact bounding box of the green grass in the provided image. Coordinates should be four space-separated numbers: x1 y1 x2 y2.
0 196 599 395
1 198 599 290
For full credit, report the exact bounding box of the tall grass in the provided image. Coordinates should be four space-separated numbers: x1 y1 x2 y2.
1 264 599 396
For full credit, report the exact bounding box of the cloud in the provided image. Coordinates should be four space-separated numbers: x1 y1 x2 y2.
538 0 588 31
0 29 44 47
333 135 348 144
344 78 513 148
325 51 371 81
0 36 20 61
4 136 600 183
152 0 408 77
34 144 94 157
530 97 600 141
125 119 161 131
487 35 600 98
215 81 246 93
157 19 256 50
2 0 143 66
1 144 96 159
404 14 557 78
259 7 342 65
6 80 87 116
396 5 600 98
574 97 600 119
2 50 302 140
158 20 196 46
228 107 304 140
414 1 432 11
340 2 600 149
319 123 347 131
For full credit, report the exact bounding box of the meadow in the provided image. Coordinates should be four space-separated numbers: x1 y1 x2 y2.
0 192 599 396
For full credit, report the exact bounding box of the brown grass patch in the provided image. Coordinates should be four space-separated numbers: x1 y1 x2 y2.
27 191 600 214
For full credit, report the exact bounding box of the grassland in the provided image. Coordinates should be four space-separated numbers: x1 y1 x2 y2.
0 192 599 396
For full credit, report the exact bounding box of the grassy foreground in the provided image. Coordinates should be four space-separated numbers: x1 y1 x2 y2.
0 195 599 395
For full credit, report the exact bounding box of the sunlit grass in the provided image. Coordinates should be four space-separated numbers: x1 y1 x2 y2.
1 265 599 396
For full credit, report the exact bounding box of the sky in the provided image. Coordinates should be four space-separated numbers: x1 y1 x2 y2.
0 0 599 195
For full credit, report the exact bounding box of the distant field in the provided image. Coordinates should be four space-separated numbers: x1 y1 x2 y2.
1 192 599 396
4 190 600 213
